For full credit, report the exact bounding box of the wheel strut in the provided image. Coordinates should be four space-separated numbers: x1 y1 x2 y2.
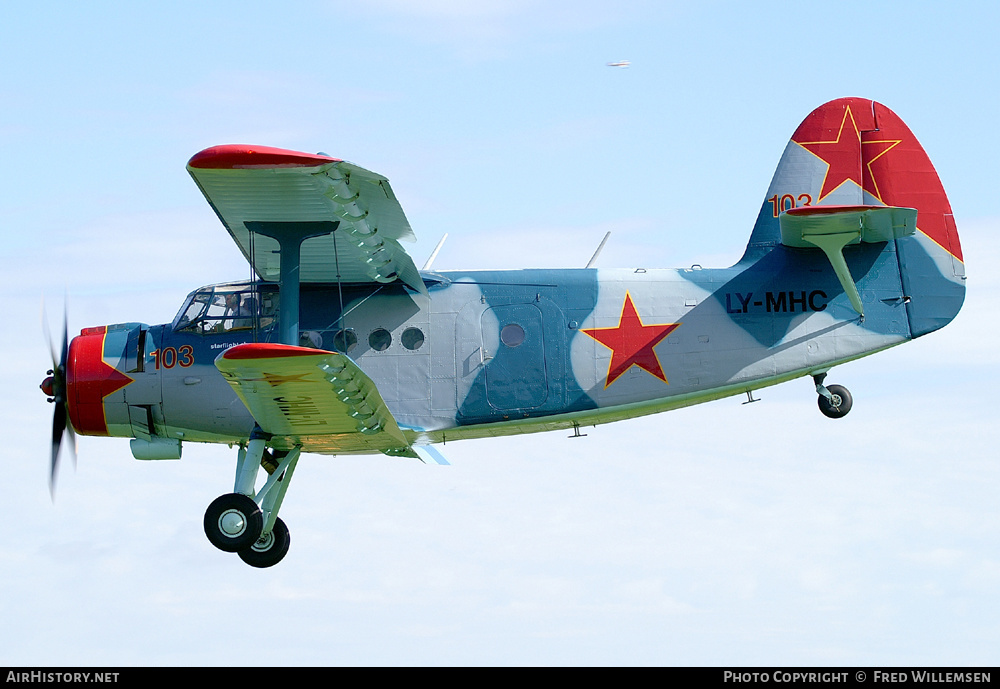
812 373 853 419
204 424 301 566
812 372 833 402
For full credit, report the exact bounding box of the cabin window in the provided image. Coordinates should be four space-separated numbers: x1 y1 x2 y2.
368 328 392 352
300 331 323 349
500 323 525 347
332 328 358 353
401 327 424 351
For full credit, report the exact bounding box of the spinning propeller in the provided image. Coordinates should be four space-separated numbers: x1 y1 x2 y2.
40 303 76 497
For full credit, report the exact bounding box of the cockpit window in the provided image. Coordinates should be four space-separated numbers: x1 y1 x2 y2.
173 285 277 335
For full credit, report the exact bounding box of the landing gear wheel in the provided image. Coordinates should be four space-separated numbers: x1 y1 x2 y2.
204 493 264 552
238 517 290 568
818 384 853 419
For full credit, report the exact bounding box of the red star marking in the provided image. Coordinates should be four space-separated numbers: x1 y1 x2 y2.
95 361 133 399
860 137 902 204
66 326 134 435
794 105 902 203
795 105 863 201
581 293 680 388
74 330 134 402
248 372 314 386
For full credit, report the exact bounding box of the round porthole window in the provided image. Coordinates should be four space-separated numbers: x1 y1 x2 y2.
369 328 392 351
332 328 358 353
401 327 425 351
500 323 525 347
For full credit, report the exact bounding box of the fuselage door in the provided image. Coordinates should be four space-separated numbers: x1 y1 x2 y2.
482 303 547 410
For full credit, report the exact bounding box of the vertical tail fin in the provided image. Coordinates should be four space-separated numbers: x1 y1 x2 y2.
744 98 964 335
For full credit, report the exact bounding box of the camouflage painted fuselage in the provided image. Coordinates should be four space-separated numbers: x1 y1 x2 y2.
84 228 963 452
66 98 965 455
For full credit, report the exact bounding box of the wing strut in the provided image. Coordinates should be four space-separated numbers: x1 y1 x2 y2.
244 221 339 345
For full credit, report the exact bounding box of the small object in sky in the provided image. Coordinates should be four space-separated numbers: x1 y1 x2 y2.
607 60 630 67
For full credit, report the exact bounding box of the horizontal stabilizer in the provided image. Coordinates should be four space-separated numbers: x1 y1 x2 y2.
779 205 917 316
780 205 917 248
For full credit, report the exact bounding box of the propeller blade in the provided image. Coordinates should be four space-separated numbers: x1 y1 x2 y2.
50 400 66 497
60 305 69 372
67 421 78 471
43 298 73 499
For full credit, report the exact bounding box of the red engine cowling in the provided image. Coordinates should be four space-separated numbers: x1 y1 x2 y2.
65 325 136 436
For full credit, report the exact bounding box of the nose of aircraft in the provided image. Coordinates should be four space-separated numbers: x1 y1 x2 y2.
41 323 138 494
63 326 134 437
39 374 55 399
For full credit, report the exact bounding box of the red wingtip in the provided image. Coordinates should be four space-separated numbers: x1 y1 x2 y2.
220 343 332 360
187 145 340 170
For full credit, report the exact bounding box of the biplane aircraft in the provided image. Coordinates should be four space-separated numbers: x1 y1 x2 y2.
41 98 965 567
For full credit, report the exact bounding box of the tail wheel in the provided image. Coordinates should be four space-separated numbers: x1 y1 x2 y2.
818 384 853 419
238 517 290 568
204 493 264 552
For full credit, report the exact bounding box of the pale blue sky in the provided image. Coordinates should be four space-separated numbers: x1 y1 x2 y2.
2 1 998 666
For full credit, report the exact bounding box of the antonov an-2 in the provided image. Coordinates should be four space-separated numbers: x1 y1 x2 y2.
41 98 965 567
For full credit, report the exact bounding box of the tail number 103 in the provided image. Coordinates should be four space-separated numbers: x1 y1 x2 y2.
769 193 813 217
151 345 194 369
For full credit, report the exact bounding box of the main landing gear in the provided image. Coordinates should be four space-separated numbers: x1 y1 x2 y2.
203 427 300 568
204 493 263 552
812 372 853 419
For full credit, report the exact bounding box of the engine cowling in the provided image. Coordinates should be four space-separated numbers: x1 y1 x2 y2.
65 324 141 437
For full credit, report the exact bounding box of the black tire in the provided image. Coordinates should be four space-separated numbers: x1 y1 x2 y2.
204 493 264 552
238 517 291 568
818 384 853 419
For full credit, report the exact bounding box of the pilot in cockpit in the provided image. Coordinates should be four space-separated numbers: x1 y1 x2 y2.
225 292 255 330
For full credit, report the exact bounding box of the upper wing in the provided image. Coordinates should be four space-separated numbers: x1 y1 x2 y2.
188 145 426 295
215 342 412 455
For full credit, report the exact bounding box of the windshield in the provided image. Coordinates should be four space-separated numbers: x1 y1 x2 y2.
172 284 277 335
